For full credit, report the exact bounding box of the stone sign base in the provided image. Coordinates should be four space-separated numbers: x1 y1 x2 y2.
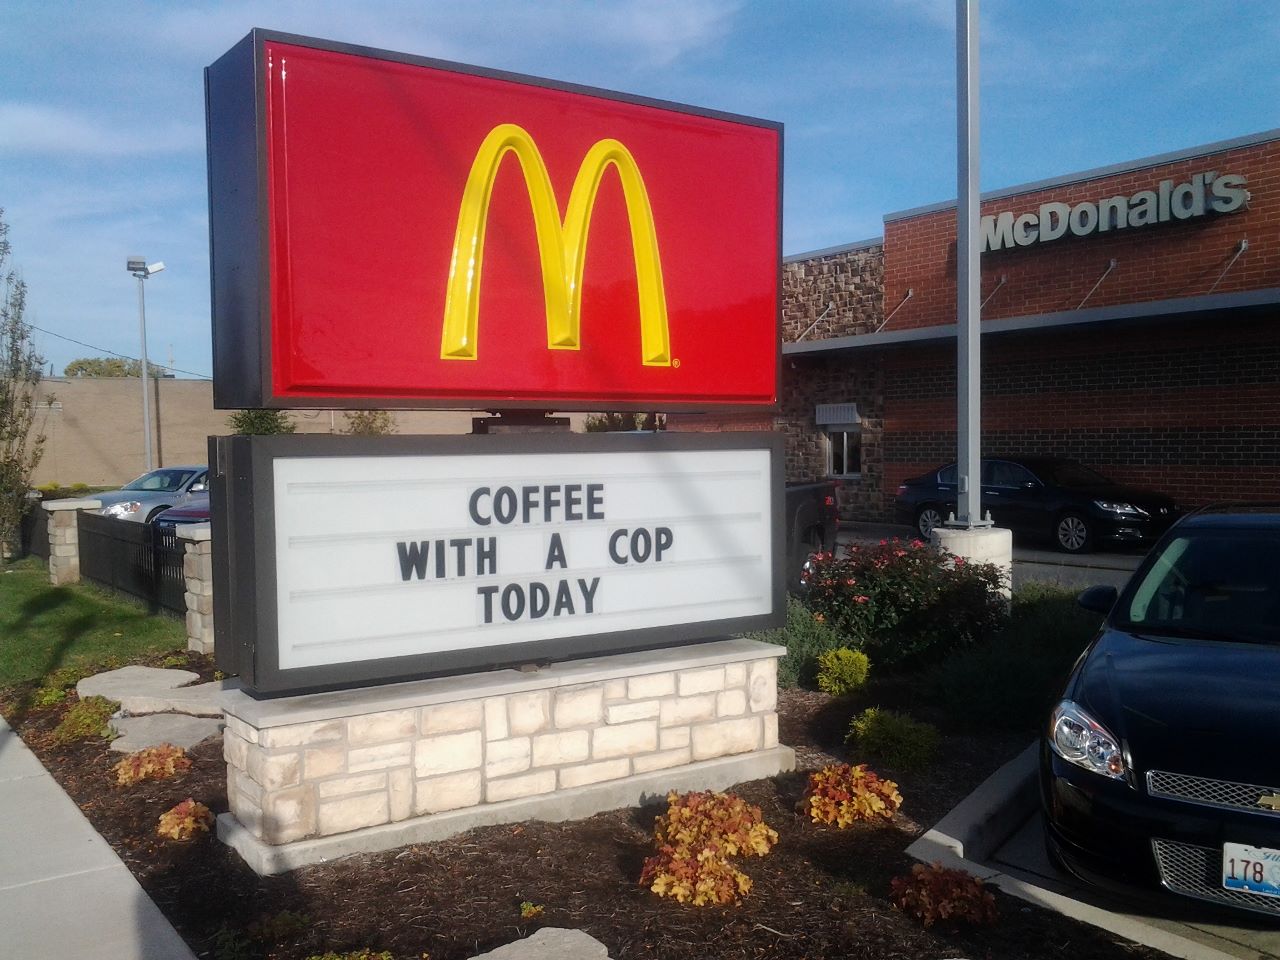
218 638 793 876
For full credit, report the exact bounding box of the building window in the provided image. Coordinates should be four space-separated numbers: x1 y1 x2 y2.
825 424 862 477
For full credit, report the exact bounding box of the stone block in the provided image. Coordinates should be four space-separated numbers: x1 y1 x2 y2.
592 720 657 760
633 747 692 774
224 714 260 745
691 716 761 761
414 770 482 815
388 768 413 822
605 700 659 724
553 687 603 728
228 766 263 805
486 769 556 803
507 691 550 736
763 713 779 749
532 730 589 767
259 719 345 750
262 786 316 844
413 730 482 778
347 741 412 773
318 792 389 836
484 697 509 741
724 663 747 687
52 543 76 558
748 659 778 712
230 792 264 838
558 758 630 789
304 745 346 780
185 609 204 637
678 667 725 696
182 553 197 578
660 726 691 751
485 737 531 778
223 732 249 770
421 700 483 734
189 577 214 598
659 694 715 727
247 750 301 791
627 672 675 700
348 709 418 745
603 679 627 700
716 689 747 717
317 773 387 799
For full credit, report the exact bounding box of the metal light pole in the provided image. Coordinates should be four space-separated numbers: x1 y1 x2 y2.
126 256 165 472
953 0 987 528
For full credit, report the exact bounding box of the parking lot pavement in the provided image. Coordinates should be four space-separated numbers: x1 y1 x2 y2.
835 522 1143 592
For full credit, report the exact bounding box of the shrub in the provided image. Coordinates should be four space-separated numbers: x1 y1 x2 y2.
803 539 1007 667
847 707 939 770
113 744 192 785
227 409 296 435
304 952 393 960
639 790 778 906
157 798 214 840
50 696 117 745
816 647 870 696
30 685 67 707
342 410 397 436
889 862 998 928
247 910 311 944
934 582 1103 731
518 901 544 920
741 595 844 687
803 763 902 826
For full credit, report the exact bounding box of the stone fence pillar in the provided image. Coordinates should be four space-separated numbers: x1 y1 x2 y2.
177 523 215 655
41 498 102 586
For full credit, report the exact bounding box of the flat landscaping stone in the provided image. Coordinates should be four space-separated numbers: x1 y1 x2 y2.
108 714 224 753
115 678 242 718
468 928 611 960
77 666 199 702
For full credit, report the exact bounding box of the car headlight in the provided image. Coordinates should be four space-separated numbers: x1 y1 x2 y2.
103 501 142 518
1049 700 1126 781
1093 500 1147 516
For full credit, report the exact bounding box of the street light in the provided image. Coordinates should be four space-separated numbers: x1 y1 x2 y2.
126 256 165 471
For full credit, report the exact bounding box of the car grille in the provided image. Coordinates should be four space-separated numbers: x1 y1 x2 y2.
1147 770 1280 816
1152 838 1280 916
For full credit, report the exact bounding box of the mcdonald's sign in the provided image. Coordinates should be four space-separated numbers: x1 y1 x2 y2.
207 30 782 411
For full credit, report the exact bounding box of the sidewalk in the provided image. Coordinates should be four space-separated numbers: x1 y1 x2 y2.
0 714 197 960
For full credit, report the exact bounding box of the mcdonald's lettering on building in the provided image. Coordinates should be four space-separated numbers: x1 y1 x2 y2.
206 30 782 411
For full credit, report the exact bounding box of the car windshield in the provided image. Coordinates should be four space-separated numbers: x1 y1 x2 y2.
1117 529 1280 645
121 469 196 493
1038 461 1112 487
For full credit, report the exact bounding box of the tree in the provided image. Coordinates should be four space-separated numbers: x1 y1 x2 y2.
342 410 397 436
227 409 296 435
63 357 165 378
0 210 46 556
583 412 665 432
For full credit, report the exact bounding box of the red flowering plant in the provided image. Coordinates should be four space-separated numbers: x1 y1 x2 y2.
801 538 1006 667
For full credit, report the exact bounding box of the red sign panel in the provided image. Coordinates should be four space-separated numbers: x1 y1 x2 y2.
206 31 781 410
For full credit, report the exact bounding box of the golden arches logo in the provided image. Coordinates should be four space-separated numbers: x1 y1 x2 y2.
440 123 671 366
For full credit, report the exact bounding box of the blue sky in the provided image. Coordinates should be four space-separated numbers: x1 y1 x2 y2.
2 0 1277 381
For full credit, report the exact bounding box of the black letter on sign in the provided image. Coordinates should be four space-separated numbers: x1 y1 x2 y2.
608 528 628 564
586 483 605 519
579 577 600 613
477 585 499 624
476 537 498 575
530 581 551 618
545 532 567 570
655 527 674 561
501 583 526 621
468 487 491 525
397 541 428 581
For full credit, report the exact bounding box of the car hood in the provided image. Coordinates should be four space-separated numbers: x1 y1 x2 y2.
1073 628 1280 784
93 489 173 509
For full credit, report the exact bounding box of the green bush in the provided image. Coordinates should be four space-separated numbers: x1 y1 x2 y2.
934 582 1103 731
816 648 870 696
803 539 1007 667
50 696 118 745
227 409 296 435
847 707 939 770
742 596 844 687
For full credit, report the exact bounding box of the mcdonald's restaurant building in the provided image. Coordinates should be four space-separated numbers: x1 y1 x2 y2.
670 128 1280 521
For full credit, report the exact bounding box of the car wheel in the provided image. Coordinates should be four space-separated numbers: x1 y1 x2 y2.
915 505 944 539
144 505 170 523
1055 512 1093 553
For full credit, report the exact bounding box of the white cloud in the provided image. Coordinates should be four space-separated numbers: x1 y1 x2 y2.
0 103 203 157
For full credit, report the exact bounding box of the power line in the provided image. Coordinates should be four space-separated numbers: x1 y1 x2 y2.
28 323 212 380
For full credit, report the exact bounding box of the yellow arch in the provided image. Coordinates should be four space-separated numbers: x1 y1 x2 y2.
440 123 671 366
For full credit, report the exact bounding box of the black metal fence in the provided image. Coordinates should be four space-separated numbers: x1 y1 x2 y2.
77 513 187 616
20 503 49 560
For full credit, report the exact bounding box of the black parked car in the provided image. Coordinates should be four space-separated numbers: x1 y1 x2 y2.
1041 505 1280 918
893 456 1180 552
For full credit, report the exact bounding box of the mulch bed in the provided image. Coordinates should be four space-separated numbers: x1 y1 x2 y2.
2 654 1163 960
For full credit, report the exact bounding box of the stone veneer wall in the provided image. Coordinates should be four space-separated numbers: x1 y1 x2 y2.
782 242 884 342
177 523 214 655
41 498 101 585
222 642 784 847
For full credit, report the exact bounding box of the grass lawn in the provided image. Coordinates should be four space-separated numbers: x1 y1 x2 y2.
0 556 186 688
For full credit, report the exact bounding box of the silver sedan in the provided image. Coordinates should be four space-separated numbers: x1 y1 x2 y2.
95 465 209 523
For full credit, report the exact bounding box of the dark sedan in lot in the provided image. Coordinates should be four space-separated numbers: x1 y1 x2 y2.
1041 505 1280 918
893 456 1180 552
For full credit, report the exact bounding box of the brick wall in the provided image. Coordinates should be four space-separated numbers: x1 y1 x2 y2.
883 137 1280 332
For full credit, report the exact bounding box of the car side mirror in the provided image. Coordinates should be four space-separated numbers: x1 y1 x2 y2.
1077 585 1118 615
190 482 207 494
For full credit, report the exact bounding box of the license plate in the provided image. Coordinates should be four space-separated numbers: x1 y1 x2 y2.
1222 842 1280 898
